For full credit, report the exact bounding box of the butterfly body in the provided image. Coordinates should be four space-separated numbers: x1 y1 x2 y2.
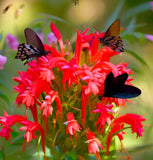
99 72 141 100
15 28 50 64
99 19 124 52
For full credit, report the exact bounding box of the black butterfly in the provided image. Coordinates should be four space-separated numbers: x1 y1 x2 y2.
15 28 50 64
99 19 124 53
3 4 13 14
98 72 141 100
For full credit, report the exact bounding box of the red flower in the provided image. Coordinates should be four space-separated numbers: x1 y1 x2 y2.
106 114 146 156
64 112 81 140
39 91 62 132
74 29 94 65
92 103 114 134
60 57 80 90
106 123 125 156
39 91 58 117
90 47 119 63
50 22 62 40
85 131 104 159
50 22 64 57
19 120 45 156
0 111 26 140
113 114 146 138
80 64 104 95
81 86 90 127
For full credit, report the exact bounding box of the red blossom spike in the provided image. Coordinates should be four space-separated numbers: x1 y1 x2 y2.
64 112 81 140
19 120 46 158
50 22 64 57
85 131 104 159
50 22 62 40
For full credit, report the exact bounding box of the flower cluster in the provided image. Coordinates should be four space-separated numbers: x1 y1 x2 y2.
0 22 146 159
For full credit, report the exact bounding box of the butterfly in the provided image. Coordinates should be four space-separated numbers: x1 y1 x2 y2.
15 28 50 64
3 4 13 14
98 72 141 100
99 19 124 53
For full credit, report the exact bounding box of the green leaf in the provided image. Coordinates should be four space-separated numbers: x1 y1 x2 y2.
112 127 130 136
66 150 78 160
128 144 153 153
125 18 137 32
31 13 69 26
121 2 152 20
0 80 11 91
0 90 10 106
38 13 69 24
0 150 3 159
105 0 125 30
0 33 2 42
126 50 148 67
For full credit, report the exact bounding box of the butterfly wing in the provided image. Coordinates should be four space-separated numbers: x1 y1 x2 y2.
15 28 49 64
15 43 41 64
24 28 45 53
103 72 141 99
112 73 128 86
111 85 141 99
99 19 124 52
103 72 115 97
104 19 120 37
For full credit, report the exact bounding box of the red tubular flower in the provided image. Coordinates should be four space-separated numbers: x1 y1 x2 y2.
64 112 81 140
50 22 64 57
60 57 80 90
81 86 90 128
74 29 93 65
113 114 146 138
54 96 62 121
106 123 125 156
89 31 100 57
19 120 45 156
80 64 104 95
85 131 104 159
90 47 119 63
92 103 114 134
0 111 26 140
75 30 83 65
50 22 62 40
39 91 62 132
43 44 61 57
39 91 58 117
106 114 146 156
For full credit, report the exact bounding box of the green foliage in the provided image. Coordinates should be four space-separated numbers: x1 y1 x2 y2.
0 33 2 42
0 90 10 107
126 50 148 67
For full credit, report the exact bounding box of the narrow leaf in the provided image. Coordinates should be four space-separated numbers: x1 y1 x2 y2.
38 13 69 24
0 91 10 106
126 50 148 67
105 0 125 30
121 2 152 20
0 80 11 91
0 33 2 42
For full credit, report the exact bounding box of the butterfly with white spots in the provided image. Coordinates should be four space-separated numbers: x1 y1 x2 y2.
15 28 50 64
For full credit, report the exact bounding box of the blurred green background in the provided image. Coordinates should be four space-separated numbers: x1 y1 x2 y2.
0 0 153 159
